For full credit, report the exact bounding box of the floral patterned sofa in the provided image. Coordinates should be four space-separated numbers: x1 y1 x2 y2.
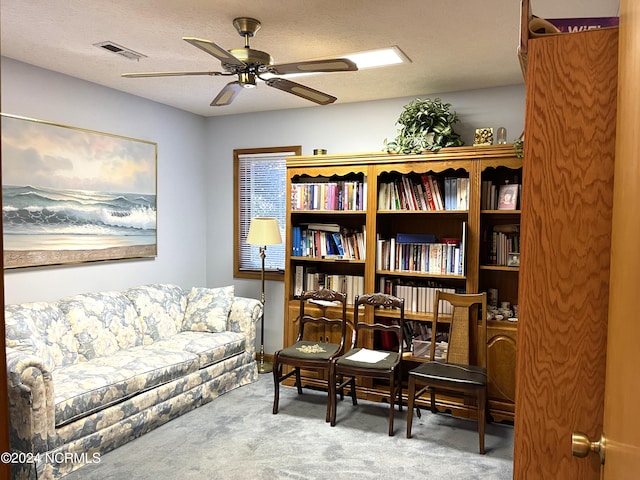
5 283 262 479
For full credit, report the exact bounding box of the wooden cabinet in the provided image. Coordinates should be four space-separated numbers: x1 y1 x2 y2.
283 146 521 422
487 321 517 422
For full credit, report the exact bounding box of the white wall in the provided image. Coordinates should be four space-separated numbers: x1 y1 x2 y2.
205 84 526 355
1 58 209 303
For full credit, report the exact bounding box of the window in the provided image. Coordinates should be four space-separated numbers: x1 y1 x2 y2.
234 146 301 280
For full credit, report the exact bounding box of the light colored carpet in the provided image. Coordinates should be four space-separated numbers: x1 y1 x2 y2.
65 374 514 479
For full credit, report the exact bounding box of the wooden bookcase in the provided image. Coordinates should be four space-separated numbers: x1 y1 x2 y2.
283 145 521 422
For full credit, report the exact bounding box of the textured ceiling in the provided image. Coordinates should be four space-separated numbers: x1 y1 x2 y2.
0 0 619 117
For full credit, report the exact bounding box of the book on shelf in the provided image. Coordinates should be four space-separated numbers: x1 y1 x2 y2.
485 224 520 266
377 222 466 276
379 278 459 314
305 223 341 232
291 180 366 211
298 267 364 304
294 265 304 297
293 224 366 260
395 232 436 244
377 173 469 212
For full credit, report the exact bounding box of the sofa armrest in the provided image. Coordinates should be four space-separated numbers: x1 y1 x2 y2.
5 347 55 454
228 297 263 359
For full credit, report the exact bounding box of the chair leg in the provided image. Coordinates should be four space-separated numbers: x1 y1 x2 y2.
330 368 341 427
294 367 303 394
349 376 357 405
327 363 335 423
430 389 437 414
396 366 403 412
478 388 487 454
388 374 395 436
272 358 280 415
406 375 415 438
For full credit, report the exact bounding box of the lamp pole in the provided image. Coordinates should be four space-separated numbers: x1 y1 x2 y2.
258 245 272 373
246 216 280 375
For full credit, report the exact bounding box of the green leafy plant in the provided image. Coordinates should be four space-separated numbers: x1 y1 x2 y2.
513 137 524 159
384 97 464 153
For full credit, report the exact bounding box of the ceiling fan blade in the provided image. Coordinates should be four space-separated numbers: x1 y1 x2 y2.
211 81 244 106
122 71 224 78
183 37 246 67
270 58 357 75
266 78 336 105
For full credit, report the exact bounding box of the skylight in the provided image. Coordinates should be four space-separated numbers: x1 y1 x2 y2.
344 46 411 69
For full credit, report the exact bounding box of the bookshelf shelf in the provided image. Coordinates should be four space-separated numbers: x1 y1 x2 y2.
283 145 521 422
480 265 519 272
481 209 522 215
377 210 468 215
291 256 366 264
376 269 466 280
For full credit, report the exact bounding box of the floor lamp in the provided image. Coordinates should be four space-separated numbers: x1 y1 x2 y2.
246 217 282 374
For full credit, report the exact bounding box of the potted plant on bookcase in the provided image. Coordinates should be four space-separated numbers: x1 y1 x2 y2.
383 97 464 154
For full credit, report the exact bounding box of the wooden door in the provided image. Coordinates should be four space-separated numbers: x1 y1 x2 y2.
602 0 640 475
513 27 618 479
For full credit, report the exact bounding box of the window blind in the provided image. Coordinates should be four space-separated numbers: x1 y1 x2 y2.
237 151 289 271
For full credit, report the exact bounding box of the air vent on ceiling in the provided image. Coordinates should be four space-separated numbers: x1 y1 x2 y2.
94 41 146 61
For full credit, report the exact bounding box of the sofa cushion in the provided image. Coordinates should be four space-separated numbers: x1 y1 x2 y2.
57 291 144 361
152 331 246 369
125 284 187 343
5 302 79 369
53 346 199 426
182 286 234 333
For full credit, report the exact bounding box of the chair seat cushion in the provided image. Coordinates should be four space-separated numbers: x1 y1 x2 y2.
336 348 399 371
278 341 340 360
410 361 487 386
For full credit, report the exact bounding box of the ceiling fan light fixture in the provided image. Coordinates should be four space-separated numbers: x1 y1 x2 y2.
239 72 257 88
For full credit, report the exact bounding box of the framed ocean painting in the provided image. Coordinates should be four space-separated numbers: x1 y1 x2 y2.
1 114 157 269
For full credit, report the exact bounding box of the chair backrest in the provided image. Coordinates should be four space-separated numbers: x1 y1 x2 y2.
352 293 405 355
432 291 487 368
298 289 348 350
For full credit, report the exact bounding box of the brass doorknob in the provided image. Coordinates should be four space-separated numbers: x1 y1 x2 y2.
572 432 606 464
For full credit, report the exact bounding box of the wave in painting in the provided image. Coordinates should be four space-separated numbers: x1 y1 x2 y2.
2 185 156 250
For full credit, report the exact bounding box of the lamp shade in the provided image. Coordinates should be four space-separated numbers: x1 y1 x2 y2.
247 217 282 246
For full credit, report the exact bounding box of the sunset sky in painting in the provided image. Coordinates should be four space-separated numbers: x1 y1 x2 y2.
1 115 156 194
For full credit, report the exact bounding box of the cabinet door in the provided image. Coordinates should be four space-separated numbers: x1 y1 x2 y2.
487 322 517 421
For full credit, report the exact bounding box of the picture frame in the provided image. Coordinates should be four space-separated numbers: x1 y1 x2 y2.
507 252 520 267
1 114 157 269
497 183 519 210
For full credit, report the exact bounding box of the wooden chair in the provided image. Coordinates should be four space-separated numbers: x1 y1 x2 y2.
406 291 488 454
329 293 405 436
272 289 348 422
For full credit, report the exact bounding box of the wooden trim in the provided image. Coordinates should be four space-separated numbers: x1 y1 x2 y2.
286 144 518 168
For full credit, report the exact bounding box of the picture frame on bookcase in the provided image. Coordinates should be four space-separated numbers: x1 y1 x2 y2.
497 184 519 210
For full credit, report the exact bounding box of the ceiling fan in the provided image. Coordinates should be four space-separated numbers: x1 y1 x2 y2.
122 17 358 107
